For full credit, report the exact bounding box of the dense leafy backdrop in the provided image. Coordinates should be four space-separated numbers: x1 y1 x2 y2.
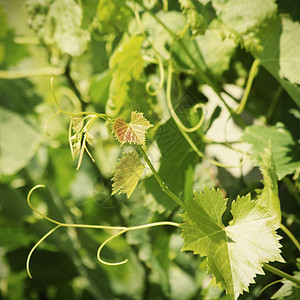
0 0 299 299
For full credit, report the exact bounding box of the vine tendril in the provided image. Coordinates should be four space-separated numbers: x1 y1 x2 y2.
26 185 180 277
145 56 165 96
166 63 246 169
133 6 165 96
259 279 283 295
166 63 205 133
235 59 260 115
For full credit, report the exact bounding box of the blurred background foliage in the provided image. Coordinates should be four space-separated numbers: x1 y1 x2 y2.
0 0 299 299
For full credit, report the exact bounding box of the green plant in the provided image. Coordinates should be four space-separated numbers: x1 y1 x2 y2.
1 0 300 299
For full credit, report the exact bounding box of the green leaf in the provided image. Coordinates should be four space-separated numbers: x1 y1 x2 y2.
143 119 199 212
111 151 145 198
140 11 187 61
112 111 153 145
271 272 300 299
81 0 98 29
242 123 300 180
88 70 112 107
0 4 8 64
179 0 208 36
212 0 277 35
256 16 300 108
106 35 144 117
181 186 284 300
97 0 132 34
195 26 236 76
212 1 300 107
0 107 40 176
259 146 281 224
25 0 90 56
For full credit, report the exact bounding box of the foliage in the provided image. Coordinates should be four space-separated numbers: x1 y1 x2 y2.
0 0 300 300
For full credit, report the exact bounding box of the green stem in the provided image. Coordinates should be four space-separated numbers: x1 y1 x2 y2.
166 63 245 168
137 145 184 207
236 59 260 115
135 1 234 113
0 67 64 79
64 57 88 110
14 36 39 44
280 223 300 253
263 263 300 285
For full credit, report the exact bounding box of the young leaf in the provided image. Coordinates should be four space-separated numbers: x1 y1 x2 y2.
242 123 300 180
181 186 284 300
179 0 208 36
106 36 144 117
212 0 277 35
111 151 145 198
97 0 132 33
259 146 281 225
271 271 300 299
112 111 153 145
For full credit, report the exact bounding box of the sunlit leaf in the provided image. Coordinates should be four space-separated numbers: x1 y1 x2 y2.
242 123 300 180
259 146 281 224
112 111 153 145
179 0 208 36
271 271 300 299
111 151 145 198
181 186 284 300
106 36 144 116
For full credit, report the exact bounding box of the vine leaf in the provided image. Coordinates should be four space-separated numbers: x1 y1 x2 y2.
258 145 281 225
242 123 300 180
271 271 300 299
106 35 144 117
179 0 208 36
112 111 153 145
111 151 145 198
181 186 284 300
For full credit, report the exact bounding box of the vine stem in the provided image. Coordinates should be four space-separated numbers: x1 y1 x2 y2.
0 67 64 79
280 223 300 253
235 59 260 115
166 63 246 169
135 0 239 115
97 221 180 266
26 185 180 276
137 145 184 208
263 263 300 286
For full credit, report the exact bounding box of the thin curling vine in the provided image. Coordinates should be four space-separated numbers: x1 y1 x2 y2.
166 62 246 169
26 185 180 277
28 91 300 300
28 64 300 299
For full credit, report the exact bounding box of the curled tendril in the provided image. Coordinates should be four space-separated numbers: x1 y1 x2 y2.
166 63 206 133
97 221 181 266
97 229 129 266
133 6 166 96
26 185 180 278
145 56 165 96
166 63 246 169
